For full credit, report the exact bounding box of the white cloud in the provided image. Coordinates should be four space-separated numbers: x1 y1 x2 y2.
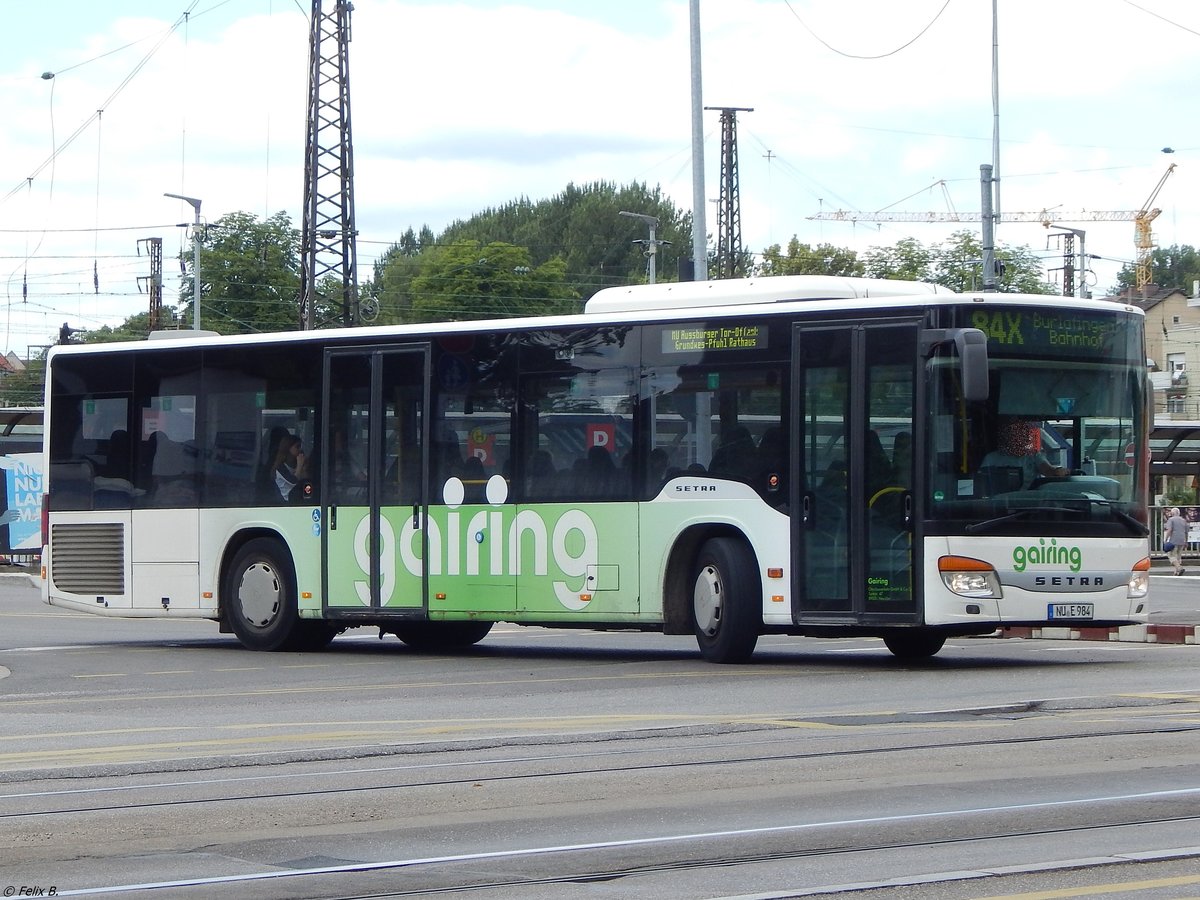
1 0 1198 352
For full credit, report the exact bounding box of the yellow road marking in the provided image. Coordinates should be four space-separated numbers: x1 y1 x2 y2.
977 872 1200 899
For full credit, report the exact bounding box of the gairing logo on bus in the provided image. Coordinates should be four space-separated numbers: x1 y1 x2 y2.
351 475 600 611
1012 538 1082 573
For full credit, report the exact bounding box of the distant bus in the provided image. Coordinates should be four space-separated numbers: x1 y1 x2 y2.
0 407 43 557
40 275 1151 661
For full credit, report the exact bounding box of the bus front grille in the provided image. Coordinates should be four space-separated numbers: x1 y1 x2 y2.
51 523 125 595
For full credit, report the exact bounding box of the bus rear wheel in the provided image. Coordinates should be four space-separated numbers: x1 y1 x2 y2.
391 621 494 651
692 537 760 663
224 538 301 651
882 630 946 660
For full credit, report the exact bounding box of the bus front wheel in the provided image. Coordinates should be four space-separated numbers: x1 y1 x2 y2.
224 538 300 651
883 630 946 660
692 537 760 663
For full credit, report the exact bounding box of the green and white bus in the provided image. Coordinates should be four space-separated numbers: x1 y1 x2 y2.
40 275 1152 661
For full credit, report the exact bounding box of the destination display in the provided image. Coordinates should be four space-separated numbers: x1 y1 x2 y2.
662 323 768 354
970 307 1138 359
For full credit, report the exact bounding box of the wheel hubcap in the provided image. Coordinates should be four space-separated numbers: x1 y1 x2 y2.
238 562 281 628
694 564 723 637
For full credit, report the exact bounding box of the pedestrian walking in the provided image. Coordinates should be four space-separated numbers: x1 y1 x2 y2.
1163 507 1188 576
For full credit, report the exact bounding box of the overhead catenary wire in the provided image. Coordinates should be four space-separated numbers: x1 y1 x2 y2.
1 1 204 208
780 0 954 60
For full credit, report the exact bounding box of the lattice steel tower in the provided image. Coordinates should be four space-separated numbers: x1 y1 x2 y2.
299 0 365 329
706 106 752 279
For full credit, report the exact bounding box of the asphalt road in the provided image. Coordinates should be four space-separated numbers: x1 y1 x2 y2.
1 575 1198 899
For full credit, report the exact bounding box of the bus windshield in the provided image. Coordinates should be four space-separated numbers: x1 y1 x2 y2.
926 306 1148 534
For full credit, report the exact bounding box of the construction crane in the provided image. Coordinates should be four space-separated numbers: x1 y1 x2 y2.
808 207 1139 225
1135 163 1176 290
809 166 1178 290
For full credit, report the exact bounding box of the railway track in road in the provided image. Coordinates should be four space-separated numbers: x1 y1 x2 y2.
18 789 1200 898
4 713 1200 819
3 709 1200 898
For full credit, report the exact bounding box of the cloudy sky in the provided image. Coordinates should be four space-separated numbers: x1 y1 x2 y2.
1 0 1196 357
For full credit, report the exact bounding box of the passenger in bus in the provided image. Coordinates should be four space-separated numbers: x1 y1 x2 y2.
93 429 141 507
710 425 756 481
525 449 558 498
99 429 132 481
258 426 291 502
459 455 487 502
273 434 311 502
581 445 619 498
979 418 1067 488
646 447 670 493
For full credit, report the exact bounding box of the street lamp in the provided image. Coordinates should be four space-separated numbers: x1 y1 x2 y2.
620 211 669 285
164 192 202 330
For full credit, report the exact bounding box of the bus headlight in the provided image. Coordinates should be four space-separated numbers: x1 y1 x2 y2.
1128 557 1150 599
939 555 1001 599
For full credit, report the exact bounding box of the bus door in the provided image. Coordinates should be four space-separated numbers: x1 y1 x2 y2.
793 320 919 622
322 346 429 613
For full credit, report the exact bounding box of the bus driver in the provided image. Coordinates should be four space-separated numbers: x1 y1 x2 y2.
980 418 1068 488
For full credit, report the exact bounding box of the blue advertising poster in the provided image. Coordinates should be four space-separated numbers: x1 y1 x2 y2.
2 453 44 552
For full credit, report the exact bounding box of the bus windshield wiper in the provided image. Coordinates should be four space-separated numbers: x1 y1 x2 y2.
1096 502 1150 536
966 506 1084 534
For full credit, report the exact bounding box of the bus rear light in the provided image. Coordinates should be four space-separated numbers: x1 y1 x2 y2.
40 493 49 547
1128 557 1150 599
767 568 783 579
938 555 1001 599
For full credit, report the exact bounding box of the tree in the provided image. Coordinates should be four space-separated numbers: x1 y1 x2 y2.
408 240 578 322
0 356 46 408
367 225 435 324
863 237 934 282
861 231 1054 293
368 182 692 321
179 210 302 334
1108 244 1200 296
931 231 1054 294
757 238 864 277
81 308 183 344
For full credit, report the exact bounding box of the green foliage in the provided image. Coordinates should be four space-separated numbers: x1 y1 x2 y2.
408 240 577 322
81 308 183 344
1109 244 1200 296
0 357 45 408
757 238 864 277
861 230 1055 294
1163 484 1197 508
179 210 302 335
863 237 934 282
369 181 691 322
369 226 435 324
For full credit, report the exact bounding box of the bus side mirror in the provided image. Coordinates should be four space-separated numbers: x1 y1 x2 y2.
954 328 989 402
921 327 990 403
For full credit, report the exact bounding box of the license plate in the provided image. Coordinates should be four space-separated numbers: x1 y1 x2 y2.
1048 603 1094 620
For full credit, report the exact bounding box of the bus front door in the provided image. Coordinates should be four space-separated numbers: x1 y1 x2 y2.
793 320 918 622
322 347 429 613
